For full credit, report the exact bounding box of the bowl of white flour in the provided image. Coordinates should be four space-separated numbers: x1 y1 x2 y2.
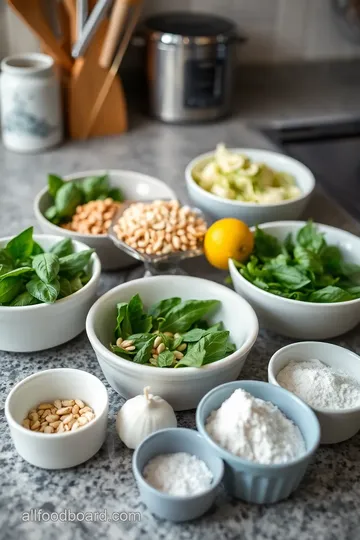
268 341 360 444
196 380 320 504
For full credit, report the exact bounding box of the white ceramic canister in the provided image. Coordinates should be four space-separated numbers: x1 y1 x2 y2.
0 53 63 152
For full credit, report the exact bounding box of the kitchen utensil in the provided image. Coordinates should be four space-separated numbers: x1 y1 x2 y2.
229 221 360 339
268 342 360 444
144 12 240 123
133 428 224 522
5 369 108 469
72 0 113 58
0 234 100 353
7 0 73 72
82 0 142 138
34 169 176 270
196 380 320 503
63 0 78 45
185 148 315 225
99 0 130 68
0 53 63 153
108 200 205 276
77 0 89 37
86 275 258 410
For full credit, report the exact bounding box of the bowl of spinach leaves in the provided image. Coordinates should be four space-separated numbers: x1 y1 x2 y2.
0 227 101 352
229 220 360 339
34 170 176 270
86 275 258 410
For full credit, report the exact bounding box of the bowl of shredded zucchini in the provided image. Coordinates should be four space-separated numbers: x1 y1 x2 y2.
185 145 315 225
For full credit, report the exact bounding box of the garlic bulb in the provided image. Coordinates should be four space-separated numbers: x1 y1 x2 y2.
116 386 177 449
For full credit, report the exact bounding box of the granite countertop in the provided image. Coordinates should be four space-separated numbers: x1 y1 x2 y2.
1 102 360 540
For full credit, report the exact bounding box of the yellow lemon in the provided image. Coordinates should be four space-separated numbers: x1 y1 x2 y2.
204 218 254 270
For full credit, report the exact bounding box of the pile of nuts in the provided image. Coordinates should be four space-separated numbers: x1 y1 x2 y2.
113 200 207 256
116 331 187 367
61 198 122 235
22 399 95 434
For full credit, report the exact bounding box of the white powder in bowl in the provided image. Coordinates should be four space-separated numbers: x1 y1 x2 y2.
205 388 305 464
143 452 213 496
277 358 360 410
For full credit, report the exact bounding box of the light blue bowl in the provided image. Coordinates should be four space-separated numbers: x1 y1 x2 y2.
132 428 224 522
196 380 320 504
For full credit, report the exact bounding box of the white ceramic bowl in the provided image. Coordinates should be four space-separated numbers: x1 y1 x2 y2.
0 234 101 352
229 221 360 339
86 276 259 411
34 170 177 270
185 148 315 226
5 368 109 469
268 342 360 444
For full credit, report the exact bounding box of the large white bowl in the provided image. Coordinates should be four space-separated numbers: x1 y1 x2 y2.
86 276 259 411
34 170 177 270
5 368 108 469
185 148 315 225
0 234 101 352
268 342 360 444
229 221 360 339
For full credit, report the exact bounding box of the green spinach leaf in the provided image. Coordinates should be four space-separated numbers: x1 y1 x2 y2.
271 265 311 290
159 299 220 333
114 302 132 339
148 297 181 320
308 286 353 303
133 335 156 364
128 294 153 334
158 350 175 367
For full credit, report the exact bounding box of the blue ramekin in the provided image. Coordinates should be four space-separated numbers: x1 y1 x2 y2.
132 427 224 521
196 380 320 504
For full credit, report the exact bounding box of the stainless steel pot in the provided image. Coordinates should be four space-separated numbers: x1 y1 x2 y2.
144 12 240 123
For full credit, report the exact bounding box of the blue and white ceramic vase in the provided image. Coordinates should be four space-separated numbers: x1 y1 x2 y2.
0 53 63 153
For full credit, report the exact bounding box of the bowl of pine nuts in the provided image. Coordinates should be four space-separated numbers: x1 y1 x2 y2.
109 199 208 276
34 170 177 270
5 368 109 469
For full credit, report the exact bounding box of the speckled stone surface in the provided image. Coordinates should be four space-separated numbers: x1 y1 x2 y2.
1 116 360 540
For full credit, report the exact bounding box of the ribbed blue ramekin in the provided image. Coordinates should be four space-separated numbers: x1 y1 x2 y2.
196 380 320 504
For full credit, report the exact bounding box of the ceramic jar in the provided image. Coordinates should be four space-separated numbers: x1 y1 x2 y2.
0 53 63 153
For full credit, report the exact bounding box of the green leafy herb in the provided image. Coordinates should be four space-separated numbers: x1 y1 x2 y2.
148 297 181 320
10 291 40 307
50 238 74 257
26 276 60 304
59 249 94 275
0 267 33 281
235 220 360 303
157 350 175 367
32 253 59 283
128 294 152 334
159 299 220 333
115 303 132 339
108 187 124 202
32 242 44 256
45 206 59 222
59 277 73 298
48 174 64 198
55 182 83 218
133 335 156 364
82 175 109 202
0 277 23 303
6 227 34 261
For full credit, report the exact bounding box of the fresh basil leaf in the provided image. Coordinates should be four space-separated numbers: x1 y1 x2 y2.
10 291 39 306
284 233 294 256
0 249 14 268
69 275 83 293
0 277 23 303
0 266 33 281
225 341 237 356
59 277 72 298
108 187 124 202
48 174 64 198
271 265 311 290
32 241 44 256
81 175 109 202
201 331 230 365
80 272 91 285
340 262 360 279
50 238 73 257
148 297 181 320
181 328 208 342
109 344 135 358
158 350 175 368
294 245 323 274
44 205 59 223
114 302 132 339
159 299 220 333
263 254 290 271
26 276 60 304
126 333 154 349
296 221 325 253
309 286 353 303
254 226 282 261
0 263 13 277
321 245 342 274
55 182 83 218
6 227 34 261
128 294 153 334
59 249 94 275
344 285 360 297
32 253 59 283
175 348 206 368
133 335 156 364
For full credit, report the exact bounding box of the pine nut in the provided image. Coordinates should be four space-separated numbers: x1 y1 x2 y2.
42 409 51 418
56 407 72 415
31 420 40 430
29 412 38 422
75 399 85 409
51 407 57 415
50 421 61 429
71 422 80 431
154 336 163 348
172 236 181 249
78 416 88 426
62 400 75 407
22 419 30 430
116 337 123 347
38 403 53 410
163 332 174 337
43 426 54 434
157 343 166 354
174 351 184 359
152 354 158 360
125 345 136 351
79 406 92 415
177 343 187 352
121 339 134 348
72 405 80 415
84 412 94 422
46 414 59 423
62 414 73 425
57 423 65 433
40 421 48 427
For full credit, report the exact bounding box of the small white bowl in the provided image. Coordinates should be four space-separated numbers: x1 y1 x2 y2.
0 234 101 353
229 221 360 340
268 342 360 444
34 170 177 270
5 368 109 469
86 275 259 411
185 148 315 226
